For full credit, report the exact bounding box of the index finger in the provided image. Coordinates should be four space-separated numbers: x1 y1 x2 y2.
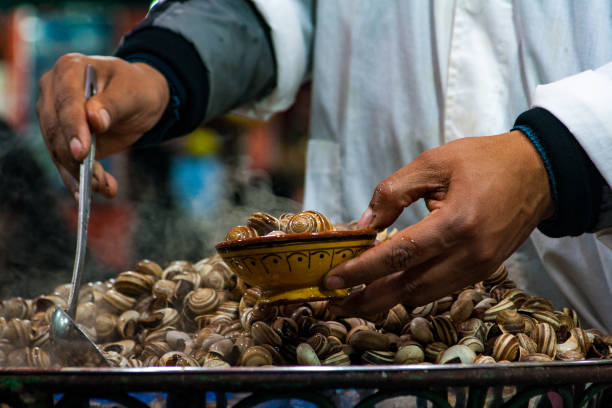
52 56 92 161
323 209 456 290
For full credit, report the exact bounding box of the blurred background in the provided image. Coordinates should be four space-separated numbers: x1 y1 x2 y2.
0 1 309 298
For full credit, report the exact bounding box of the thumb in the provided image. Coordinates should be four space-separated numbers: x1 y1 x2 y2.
85 93 117 135
358 153 448 230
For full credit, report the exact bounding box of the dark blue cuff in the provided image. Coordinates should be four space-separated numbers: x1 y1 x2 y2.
511 125 559 206
123 53 184 148
514 108 606 237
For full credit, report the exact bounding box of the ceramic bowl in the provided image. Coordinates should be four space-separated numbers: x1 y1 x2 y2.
215 229 376 304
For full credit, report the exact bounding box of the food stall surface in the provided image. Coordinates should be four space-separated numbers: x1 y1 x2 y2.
1 362 612 407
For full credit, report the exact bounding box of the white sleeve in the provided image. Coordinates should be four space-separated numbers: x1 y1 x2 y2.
234 0 314 120
532 63 612 187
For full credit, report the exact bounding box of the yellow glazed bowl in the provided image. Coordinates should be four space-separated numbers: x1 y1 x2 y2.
215 229 376 304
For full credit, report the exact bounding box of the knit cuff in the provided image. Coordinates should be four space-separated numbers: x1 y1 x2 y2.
513 107 606 237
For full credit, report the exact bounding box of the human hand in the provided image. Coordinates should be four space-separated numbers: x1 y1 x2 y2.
36 54 170 198
323 131 554 318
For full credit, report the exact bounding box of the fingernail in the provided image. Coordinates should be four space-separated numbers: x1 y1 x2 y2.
358 207 373 228
99 109 110 130
70 138 82 159
73 192 79 202
326 276 345 289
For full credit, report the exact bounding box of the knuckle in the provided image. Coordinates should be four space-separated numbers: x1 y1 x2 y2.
373 180 395 204
54 90 78 115
384 237 419 271
56 53 83 69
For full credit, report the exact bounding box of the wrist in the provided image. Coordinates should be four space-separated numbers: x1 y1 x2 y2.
509 129 555 221
131 62 170 117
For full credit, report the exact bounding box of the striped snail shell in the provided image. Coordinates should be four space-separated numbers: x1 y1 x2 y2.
287 210 334 233
247 212 280 236
278 213 295 232
225 225 258 241
531 322 557 358
492 333 519 362
183 288 220 320
240 346 274 367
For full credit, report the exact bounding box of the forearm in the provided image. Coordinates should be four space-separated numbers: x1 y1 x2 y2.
115 0 277 145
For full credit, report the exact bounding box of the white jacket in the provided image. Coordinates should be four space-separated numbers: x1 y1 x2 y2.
239 0 612 331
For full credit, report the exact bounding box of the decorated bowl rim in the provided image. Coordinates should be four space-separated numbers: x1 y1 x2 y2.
215 229 377 251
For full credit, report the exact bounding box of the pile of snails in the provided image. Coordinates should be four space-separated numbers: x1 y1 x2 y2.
224 210 336 241
0 210 610 368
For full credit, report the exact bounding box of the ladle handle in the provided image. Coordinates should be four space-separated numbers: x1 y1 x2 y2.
66 65 97 318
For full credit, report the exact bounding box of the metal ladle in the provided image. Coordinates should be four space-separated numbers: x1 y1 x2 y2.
49 65 109 367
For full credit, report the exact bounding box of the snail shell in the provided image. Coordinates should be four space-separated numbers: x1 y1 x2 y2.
287 210 333 233
531 310 561 331
457 289 483 305
103 340 137 358
556 327 590 355
296 342 321 365
496 309 525 334
278 213 295 232
102 289 136 314
216 301 240 320
240 346 274 366
347 326 391 351
199 261 235 291
5 318 32 347
234 334 256 355
394 344 425 364
520 353 553 362
408 317 434 344
134 259 163 279
306 333 330 357
183 288 220 320
437 344 476 364
325 321 348 341
95 313 118 342
75 301 97 327
492 333 519 362
450 298 474 323
436 296 454 313
117 310 140 339
425 342 448 362
27 346 51 368
483 298 515 322
31 325 50 348
383 304 410 333
430 315 458 346
114 271 155 297
225 225 258 241
531 322 557 357
457 318 486 342
251 321 282 346
159 351 199 367
503 289 528 308
208 338 240 364
516 333 537 354
483 265 508 288
457 336 484 354
272 317 299 341
473 355 496 364
33 294 67 314
247 212 281 236
362 350 395 365
412 302 437 318
322 351 351 366
152 279 176 300
3 297 31 320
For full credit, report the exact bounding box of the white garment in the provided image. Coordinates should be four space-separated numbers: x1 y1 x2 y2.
247 0 612 331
